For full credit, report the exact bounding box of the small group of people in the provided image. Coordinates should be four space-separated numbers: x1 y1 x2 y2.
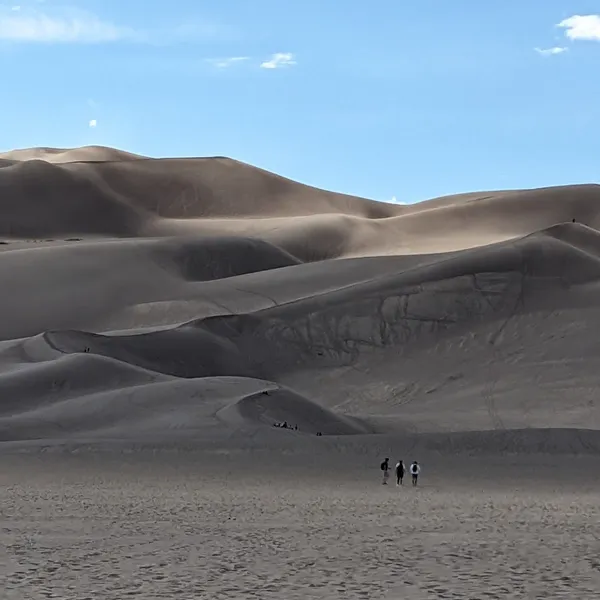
272 421 324 436
273 421 298 430
380 458 421 487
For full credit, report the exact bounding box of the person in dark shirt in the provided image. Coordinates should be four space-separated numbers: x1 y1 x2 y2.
380 458 390 485
395 460 405 486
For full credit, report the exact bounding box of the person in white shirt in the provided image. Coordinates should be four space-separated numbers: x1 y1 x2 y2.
410 461 421 486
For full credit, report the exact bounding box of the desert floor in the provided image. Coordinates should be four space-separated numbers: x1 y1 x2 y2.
3 452 600 600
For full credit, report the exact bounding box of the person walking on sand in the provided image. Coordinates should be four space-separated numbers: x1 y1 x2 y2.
395 460 405 486
380 458 390 485
410 461 421 486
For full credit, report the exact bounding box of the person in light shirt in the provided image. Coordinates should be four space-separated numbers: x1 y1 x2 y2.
410 461 421 487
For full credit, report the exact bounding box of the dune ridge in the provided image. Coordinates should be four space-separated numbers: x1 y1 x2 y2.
2 145 600 258
0 145 599 453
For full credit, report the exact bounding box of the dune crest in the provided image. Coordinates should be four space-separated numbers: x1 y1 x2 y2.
0 145 147 163
1 145 598 257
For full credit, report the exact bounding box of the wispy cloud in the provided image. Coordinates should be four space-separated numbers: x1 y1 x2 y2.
0 7 142 43
558 15 600 42
206 56 249 68
88 119 97 128
260 52 296 69
535 46 568 56
0 6 226 44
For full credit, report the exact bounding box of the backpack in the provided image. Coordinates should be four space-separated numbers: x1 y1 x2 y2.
411 464 418 474
381 461 386 471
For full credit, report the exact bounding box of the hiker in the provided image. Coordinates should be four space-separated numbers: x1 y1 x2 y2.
395 460 405 486
410 461 421 486
380 458 390 485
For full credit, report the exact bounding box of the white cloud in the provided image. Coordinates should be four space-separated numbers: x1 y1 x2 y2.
206 56 249 68
535 46 568 56
389 196 407 205
0 7 141 43
558 15 600 41
88 119 97 128
260 52 296 69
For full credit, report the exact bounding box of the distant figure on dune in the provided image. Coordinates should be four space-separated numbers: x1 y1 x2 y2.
410 461 421 487
395 460 405 486
381 458 390 485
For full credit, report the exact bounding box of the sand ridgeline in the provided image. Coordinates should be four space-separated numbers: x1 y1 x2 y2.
0 145 599 456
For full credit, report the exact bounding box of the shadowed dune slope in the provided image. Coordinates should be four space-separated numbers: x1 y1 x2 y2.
0 159 145 237
0 221 599 342
0 359 365 441
0 146 397 241
44 223 600 377
0 236 301 340
216 387 370 435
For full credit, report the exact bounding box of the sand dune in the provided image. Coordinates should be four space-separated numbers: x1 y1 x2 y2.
1 221 584 445
2 145 600 258
0 145 600 456
0 236 302 340
0 145 146 163
5 145 600 599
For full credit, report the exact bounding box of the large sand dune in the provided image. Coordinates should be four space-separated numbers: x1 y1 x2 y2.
0 144 600 456
5 145 600 598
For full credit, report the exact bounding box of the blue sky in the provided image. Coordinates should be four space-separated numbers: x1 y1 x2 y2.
1 1 599 203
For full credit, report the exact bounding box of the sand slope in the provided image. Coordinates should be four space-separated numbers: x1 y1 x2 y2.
1 145 600 452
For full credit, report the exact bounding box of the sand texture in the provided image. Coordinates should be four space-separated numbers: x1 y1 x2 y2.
2 145 600 597
3 456 600 599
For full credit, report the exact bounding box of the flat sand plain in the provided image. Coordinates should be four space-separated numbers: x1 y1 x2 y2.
2 452 600 600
